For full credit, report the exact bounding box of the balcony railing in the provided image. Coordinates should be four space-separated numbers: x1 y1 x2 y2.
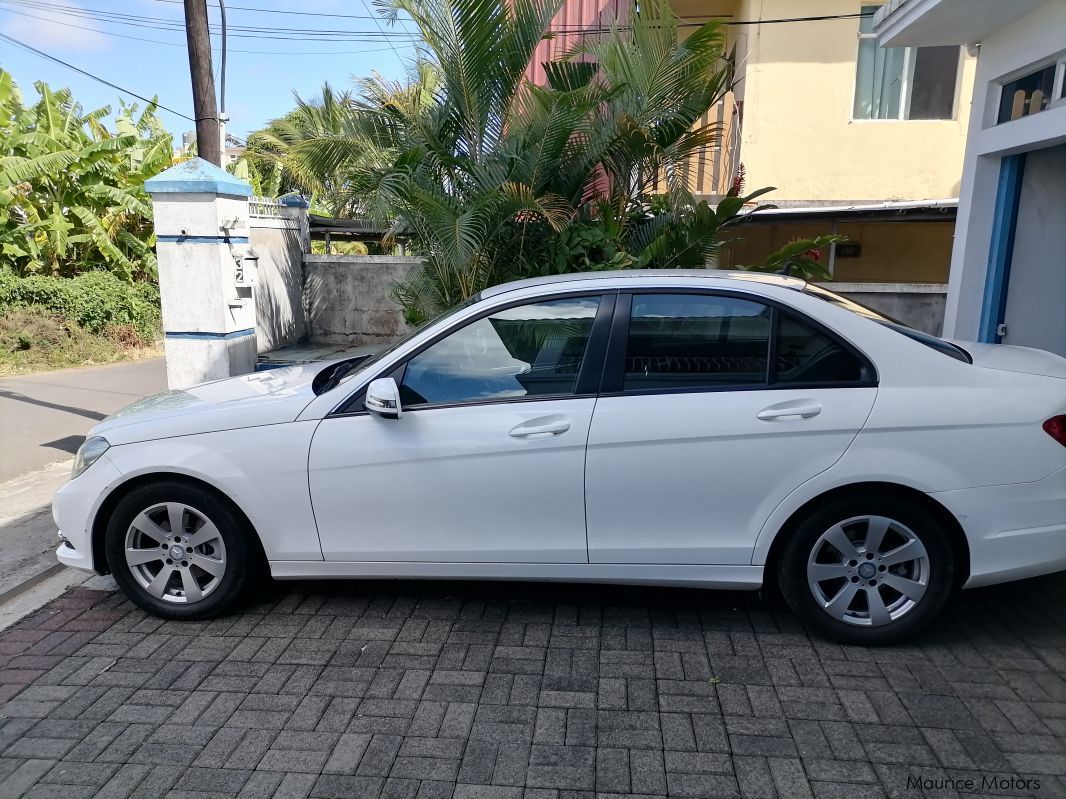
651 91 743 200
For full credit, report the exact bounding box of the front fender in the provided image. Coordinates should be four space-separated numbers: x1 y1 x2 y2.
102 421 323 562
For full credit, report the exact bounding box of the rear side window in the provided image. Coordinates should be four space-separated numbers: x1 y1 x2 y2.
625 295 771 390
620 293 871 392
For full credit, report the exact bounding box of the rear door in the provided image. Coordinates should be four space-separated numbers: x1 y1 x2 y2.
584 291 878 565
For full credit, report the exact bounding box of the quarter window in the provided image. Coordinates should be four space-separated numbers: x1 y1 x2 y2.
399 297 600 406
624 294 772 390
776 313 866 385
854 5 960 120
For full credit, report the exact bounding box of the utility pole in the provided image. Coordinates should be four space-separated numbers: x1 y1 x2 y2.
182 0 221 166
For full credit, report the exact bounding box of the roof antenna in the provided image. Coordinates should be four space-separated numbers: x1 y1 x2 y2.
777 260 794 277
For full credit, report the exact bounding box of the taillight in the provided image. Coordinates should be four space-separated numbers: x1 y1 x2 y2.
1044 416 1066 448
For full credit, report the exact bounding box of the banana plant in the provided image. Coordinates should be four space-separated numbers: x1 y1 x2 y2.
0 69 172 281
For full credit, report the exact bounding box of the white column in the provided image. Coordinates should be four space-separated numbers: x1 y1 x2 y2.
145 158 257 389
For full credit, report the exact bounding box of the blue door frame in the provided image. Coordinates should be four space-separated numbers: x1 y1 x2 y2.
978 153 1027 343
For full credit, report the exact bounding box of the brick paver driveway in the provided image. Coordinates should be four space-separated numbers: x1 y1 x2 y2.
0 575 1063 799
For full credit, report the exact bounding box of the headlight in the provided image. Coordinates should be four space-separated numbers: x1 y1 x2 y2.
72 436 110 479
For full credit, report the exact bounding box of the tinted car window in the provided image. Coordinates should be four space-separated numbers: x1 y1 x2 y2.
803 283 971 363
624 294 771 391
775 313 866 385
399 297 600 406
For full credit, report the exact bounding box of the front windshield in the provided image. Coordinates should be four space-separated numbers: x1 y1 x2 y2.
803 284 972 364
330 294 482 390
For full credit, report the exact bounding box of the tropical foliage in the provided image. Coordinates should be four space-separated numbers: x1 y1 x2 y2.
0 269 161 341
239 0 795 322
0 69 172 281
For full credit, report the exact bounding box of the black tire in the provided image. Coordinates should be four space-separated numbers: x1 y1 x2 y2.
105 480 256 620
777 491 955 645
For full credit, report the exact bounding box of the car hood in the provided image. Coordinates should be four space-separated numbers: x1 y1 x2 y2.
958 341 1066 379
90 363 324 446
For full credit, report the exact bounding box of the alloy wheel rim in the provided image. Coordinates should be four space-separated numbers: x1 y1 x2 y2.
124 502 227 604
806 515 929 627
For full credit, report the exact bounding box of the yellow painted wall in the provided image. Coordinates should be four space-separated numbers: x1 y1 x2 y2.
720 220 955 283
685 0 977 203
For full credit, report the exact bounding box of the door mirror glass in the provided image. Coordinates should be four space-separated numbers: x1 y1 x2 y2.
365 377 402 419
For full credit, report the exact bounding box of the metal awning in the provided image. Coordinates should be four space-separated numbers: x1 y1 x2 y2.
738 199 958 224
309 214 407 242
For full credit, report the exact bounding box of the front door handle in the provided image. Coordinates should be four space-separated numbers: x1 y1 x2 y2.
757 402 822 421
509 418 571 439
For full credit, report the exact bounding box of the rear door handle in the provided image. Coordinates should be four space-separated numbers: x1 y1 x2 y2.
757 402 822 421
509 418 571 439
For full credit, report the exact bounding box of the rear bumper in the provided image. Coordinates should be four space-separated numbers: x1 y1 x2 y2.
933 467 1066 588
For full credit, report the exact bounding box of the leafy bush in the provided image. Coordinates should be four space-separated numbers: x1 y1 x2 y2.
0 305 160 376
0 270 160 341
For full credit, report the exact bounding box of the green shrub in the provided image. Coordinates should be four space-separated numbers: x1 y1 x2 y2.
0 270 161 341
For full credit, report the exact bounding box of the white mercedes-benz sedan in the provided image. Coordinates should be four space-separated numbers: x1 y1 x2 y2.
54 271 1066 643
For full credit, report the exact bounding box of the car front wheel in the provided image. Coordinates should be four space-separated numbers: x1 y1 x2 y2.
105 481 254 619
778 494 955 645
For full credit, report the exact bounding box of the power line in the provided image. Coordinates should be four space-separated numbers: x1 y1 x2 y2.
0 0 421 39
149 0 409 22
0 30 195 121
0 4 412 54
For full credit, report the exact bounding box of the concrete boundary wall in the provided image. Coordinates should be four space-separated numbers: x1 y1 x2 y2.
249 204 309 353
304 255 423 346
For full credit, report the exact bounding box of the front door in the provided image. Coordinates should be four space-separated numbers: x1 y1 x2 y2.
585 292 877 565
309 294 609 563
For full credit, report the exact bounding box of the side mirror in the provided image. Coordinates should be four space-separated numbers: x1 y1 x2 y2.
365 377 402 419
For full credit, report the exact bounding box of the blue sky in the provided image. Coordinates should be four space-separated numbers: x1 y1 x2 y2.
0 0 416 143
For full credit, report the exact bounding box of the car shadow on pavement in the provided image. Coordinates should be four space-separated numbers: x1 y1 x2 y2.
250 570 1066 648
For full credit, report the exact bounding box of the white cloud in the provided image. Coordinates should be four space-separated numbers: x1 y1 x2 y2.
0 1 109 52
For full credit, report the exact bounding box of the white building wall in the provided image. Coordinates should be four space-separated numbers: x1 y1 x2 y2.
1001 145 1066 355
943 0 1066 340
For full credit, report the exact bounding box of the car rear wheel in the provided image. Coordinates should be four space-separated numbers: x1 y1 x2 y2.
105 481 254 620
778 493 955 645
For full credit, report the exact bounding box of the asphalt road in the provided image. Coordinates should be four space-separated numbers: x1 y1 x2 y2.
0 358 167 483
0 359 166 606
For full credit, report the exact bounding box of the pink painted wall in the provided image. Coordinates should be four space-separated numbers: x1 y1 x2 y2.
526 0 628 86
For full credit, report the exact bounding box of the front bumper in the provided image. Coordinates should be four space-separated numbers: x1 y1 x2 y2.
53 454 124 573
933 466 1066 588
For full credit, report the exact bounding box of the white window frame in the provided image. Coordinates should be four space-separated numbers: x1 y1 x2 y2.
993 54 1066 126
852 5 963 123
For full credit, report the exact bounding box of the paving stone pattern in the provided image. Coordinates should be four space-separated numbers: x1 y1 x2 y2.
0 574 1064 798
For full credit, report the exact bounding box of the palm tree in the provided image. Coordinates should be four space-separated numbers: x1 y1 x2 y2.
244 0 773 322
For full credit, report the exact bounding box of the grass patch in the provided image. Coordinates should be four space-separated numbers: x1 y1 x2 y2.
0 306 162 377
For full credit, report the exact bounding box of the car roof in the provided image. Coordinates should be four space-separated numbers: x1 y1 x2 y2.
478 270 808 299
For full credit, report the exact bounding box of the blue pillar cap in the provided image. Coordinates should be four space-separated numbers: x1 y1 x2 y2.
279 193 311 208
145 157 253 197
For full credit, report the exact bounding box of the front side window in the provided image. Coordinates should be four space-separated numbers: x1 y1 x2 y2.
854 6 960 120
624 294 772 390
399 296 600 406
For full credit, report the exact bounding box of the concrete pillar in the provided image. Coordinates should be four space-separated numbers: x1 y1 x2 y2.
279 193 311 253
145 158 257 389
